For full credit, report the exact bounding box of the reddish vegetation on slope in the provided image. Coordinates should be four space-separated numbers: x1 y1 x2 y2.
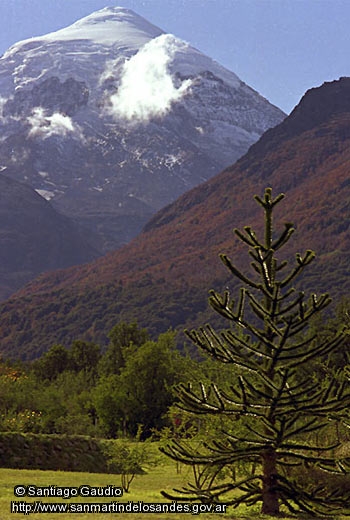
0 79 349 359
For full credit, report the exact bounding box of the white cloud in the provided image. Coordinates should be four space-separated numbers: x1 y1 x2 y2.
106 34 192 123
27 107 80 139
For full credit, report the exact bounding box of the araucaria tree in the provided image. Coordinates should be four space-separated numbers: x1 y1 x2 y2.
161 188 350 516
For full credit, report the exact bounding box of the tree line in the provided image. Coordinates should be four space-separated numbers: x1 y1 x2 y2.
1 321 236 439
0 303 347 442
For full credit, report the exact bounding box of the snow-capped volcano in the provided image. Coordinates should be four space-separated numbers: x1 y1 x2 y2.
0 7 285 252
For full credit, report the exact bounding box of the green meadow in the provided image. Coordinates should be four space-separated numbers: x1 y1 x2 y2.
1 460 233 520
1 460 348 520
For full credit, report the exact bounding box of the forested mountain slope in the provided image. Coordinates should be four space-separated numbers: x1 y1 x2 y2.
0 78 349 360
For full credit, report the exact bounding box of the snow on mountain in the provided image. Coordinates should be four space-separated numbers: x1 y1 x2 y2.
0 7 285 252
2 7 241 94
6 7 162 51
2 7 163 94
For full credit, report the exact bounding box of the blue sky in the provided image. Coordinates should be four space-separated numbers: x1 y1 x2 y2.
1 0 349 114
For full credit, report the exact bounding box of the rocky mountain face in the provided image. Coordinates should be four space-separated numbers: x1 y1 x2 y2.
0 174 98 300
0 7 284 253
0 77 348 360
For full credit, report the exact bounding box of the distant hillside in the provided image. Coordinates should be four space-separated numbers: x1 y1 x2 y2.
0 78 349 360
0 174 98 300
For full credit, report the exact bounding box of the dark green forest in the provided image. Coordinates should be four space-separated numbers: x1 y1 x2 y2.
1 306 348 442
0 322 183 438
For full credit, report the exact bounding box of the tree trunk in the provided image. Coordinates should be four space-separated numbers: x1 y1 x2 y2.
261 448 280 516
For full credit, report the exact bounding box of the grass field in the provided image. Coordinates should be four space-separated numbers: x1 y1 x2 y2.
0 458 348 519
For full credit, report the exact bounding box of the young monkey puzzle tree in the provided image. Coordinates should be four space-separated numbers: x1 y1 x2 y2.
161 188 350 516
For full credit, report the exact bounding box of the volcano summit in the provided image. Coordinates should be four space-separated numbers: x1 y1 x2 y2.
0 6 284 252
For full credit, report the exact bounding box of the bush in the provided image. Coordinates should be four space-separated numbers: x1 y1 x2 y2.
0 432 122 473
